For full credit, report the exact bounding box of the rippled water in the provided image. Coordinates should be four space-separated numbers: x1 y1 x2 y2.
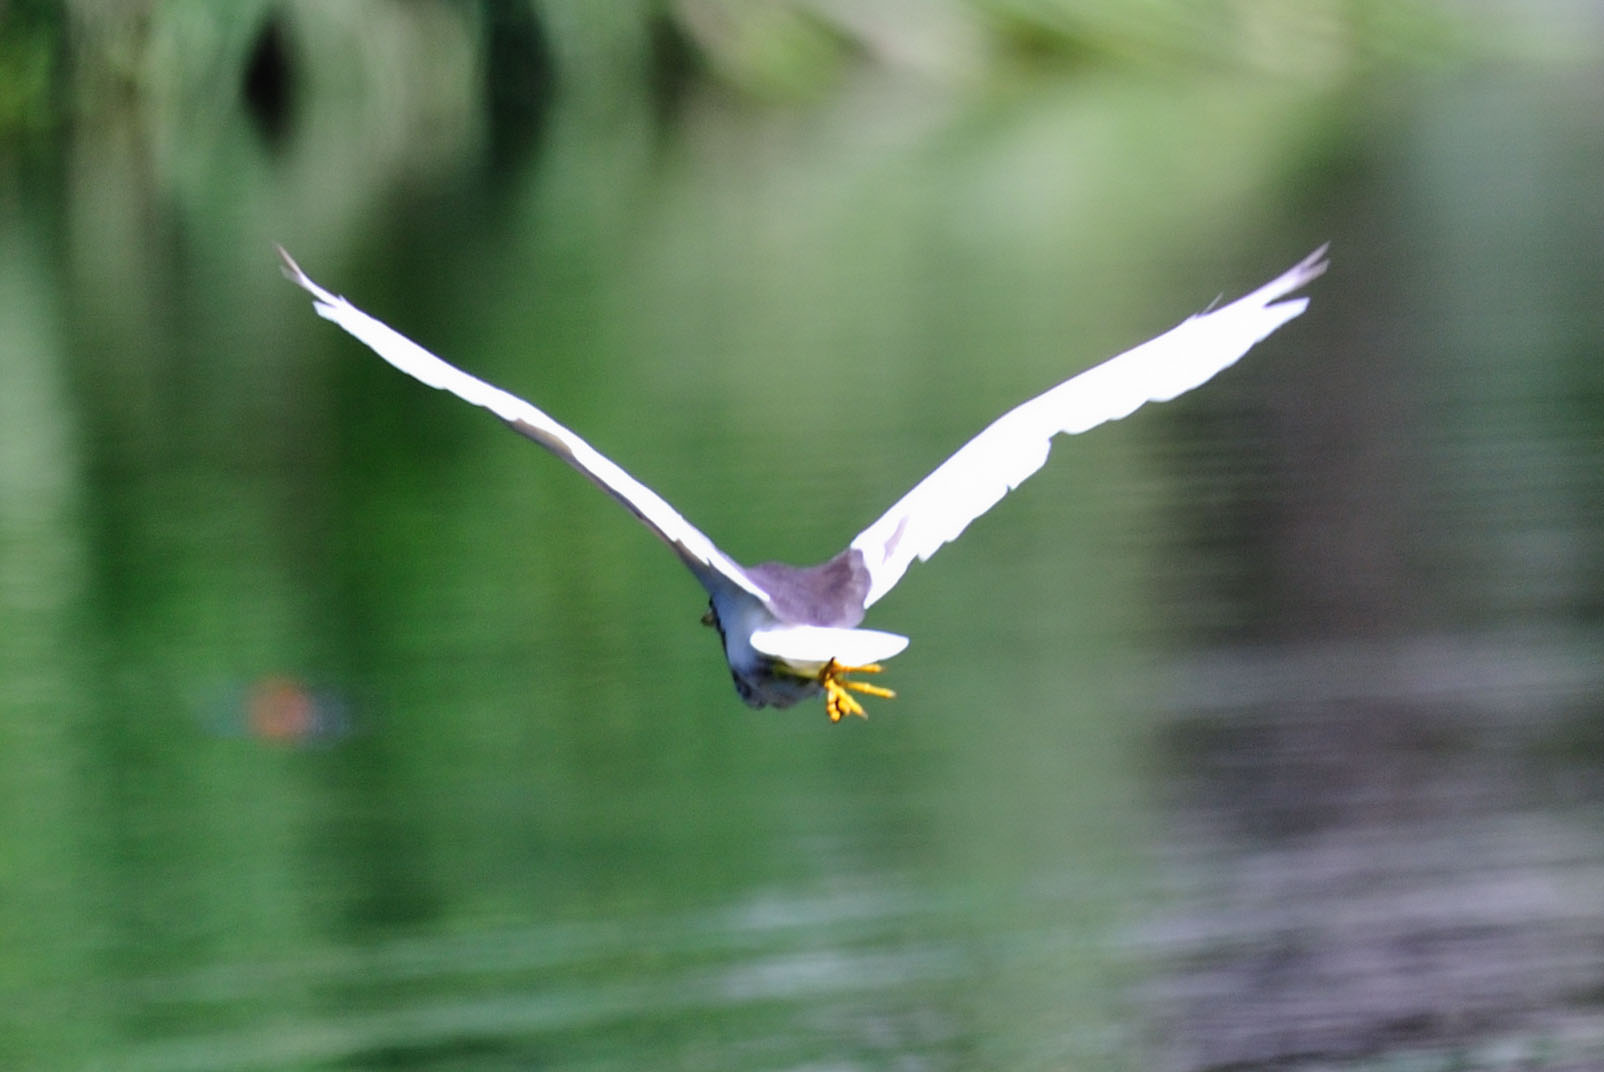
3 12 1603 1070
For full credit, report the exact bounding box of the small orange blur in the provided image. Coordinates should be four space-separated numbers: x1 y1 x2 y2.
247 676 317 743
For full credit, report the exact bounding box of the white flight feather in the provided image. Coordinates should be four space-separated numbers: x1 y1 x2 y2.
849 245 1329 609
277 247 768 604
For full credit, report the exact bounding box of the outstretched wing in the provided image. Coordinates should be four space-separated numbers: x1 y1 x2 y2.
277 247 768 603
849 245 1329 609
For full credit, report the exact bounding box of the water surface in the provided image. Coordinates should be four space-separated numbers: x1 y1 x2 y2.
3 8 1603 1069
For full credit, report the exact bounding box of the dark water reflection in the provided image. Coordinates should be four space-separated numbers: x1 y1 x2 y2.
3 13 1604 1070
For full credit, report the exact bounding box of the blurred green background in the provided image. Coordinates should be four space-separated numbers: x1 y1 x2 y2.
3 2 1603 1069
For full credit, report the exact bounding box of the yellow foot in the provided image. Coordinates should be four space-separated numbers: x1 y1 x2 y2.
819 659 897 722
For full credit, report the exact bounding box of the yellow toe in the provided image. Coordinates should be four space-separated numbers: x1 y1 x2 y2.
818 658 893 722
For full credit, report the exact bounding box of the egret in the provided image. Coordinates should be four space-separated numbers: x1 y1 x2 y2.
279 245 1326 720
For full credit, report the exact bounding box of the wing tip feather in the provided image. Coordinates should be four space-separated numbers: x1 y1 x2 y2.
1283 242 1331 292
275 244 341 314
275 243 308 286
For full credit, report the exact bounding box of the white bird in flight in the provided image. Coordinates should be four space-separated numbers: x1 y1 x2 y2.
279 245 1327 721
